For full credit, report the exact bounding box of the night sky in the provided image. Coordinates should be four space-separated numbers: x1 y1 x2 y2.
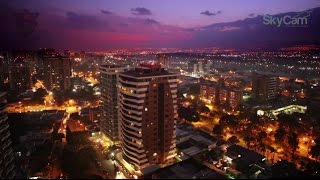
1 0 320 50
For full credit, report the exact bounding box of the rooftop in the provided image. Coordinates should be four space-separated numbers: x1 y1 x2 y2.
151 158 225 179
0 92 6 98
226 145 265 165
43 54 70 59
100 64 125 69
139 61 162 69
182 146 202 157
121 66 176 78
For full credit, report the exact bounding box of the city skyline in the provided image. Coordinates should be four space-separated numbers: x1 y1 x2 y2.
1 48 320 179
1 1 320 179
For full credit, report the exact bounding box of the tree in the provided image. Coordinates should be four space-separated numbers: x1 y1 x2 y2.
220 115 238 130
278 113 301 132
200 105 210 114
178 106 200 122
275 127 286 143
55 133 65 141
227 136 240 144
78 146 96 161
305 161 320 176
189 84 200 95
243 135 254 148
258 143 266 155
212 124 223 136
310 137 320 159
267 146 276 163
66 126 72 143
61 147 94 178
53 89 65 106
187 111 200 122
33 88 47 104
258 131 267 143
249 112 260 119
310 145 320 159
288 132 299 154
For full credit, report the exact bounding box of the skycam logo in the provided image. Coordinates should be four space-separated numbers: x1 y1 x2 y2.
263 10 311 27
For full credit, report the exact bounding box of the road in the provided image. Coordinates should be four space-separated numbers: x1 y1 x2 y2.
48 111 70 179
94 144 117 178
89 136 123 179
58 112 70 143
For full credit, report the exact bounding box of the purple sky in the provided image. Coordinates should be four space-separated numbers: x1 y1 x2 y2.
2 0 320 50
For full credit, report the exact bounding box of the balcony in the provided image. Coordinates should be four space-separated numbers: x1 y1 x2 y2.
2 140 11 150
120 104 142 116
0 114 8 123
119 78 150 86
6 164 15 176
5 154 14 167
120 109 142 121
1 131 10 141
0 126 4 134
3 150 9 159
2 123 9 131
119 98 144 109
120 91 146 98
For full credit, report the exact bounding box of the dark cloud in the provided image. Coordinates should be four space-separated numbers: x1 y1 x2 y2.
64 11 114 32
248 13 255 17
200 10 221 16
201 10 215 16
131 7 152 15
119 22 129 27
0 1 40 49
12 9 39 38
101 10 112 15
144 18 159 25
66 11 99 28
66 11 94 21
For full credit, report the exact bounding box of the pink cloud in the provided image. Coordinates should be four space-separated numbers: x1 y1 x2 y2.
34 10 193 48
218 26 241 32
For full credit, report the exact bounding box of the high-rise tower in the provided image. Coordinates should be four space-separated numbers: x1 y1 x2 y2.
0 92 16 179
99 65 127 142
118 62 178 171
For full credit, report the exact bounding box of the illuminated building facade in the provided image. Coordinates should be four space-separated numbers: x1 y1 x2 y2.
201 80 243 109
0 92 15 179
43 55 72 91
99 65 127 142
200 82 219 104
252 74 278 101
118 62 178 171
0 53 9 90
157 54 170 69
257 105 307 118
8 60 32 94
228 88 243 109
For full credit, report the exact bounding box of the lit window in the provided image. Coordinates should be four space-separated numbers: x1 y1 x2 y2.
153 153 157 156
145 108 148 111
